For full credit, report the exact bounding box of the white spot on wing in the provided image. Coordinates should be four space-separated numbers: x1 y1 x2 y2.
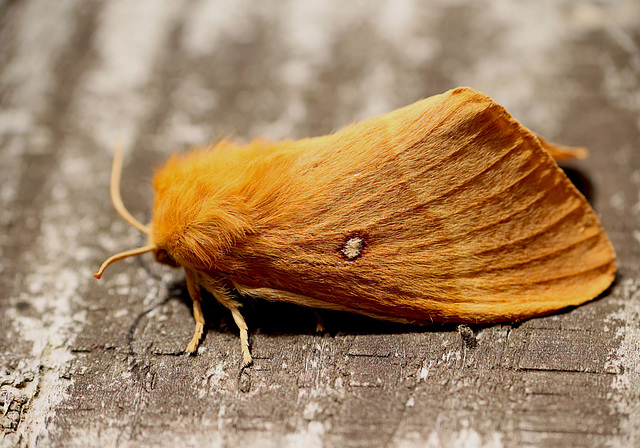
342 236 364 260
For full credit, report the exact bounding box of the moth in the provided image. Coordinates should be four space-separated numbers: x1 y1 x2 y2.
95 87 616 366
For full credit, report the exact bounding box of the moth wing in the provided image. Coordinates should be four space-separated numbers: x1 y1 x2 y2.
218 87 616 323
537 134 588 161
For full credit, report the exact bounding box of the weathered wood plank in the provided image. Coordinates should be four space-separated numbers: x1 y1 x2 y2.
2 1 640 447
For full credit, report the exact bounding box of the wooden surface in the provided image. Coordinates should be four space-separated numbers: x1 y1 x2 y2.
1 1 639 447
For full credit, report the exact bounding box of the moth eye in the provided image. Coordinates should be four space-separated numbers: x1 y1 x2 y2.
342 236 365 260
154 248 180 267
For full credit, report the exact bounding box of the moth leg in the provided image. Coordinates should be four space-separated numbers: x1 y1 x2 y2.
314 310 325 333
229 307 252 366
200 274 253 366
184 268 205 354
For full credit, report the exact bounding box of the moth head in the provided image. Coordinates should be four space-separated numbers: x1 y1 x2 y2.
94 145 178 279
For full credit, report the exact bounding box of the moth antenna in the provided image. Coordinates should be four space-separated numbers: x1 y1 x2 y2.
94 244 157 279
110 143 151 235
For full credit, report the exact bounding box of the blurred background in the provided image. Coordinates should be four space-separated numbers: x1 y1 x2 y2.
1 1 639 447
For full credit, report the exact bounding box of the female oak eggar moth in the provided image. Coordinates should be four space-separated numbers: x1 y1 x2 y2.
95 87 616 366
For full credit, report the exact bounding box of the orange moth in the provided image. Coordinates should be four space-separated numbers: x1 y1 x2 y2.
95 87 616 365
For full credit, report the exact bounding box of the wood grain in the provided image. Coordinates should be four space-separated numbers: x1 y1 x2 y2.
1 1 639 447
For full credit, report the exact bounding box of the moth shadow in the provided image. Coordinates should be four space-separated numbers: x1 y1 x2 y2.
245 300 464 336
167 279 460 337
559 165 594 204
